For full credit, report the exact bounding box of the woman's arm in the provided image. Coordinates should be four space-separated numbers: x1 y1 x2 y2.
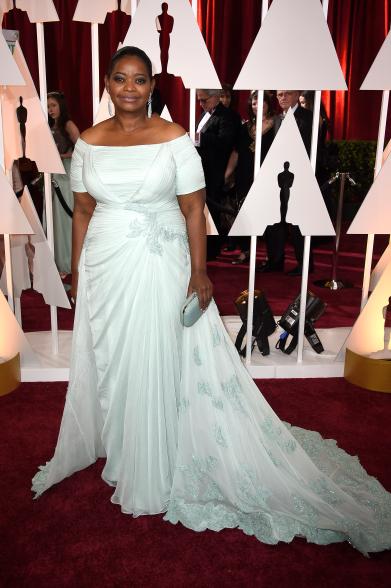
61 121 81 159
66 120 80 144
70 192 96 301
178 188 213 310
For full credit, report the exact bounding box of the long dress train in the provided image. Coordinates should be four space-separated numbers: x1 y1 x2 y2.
32 134 391 555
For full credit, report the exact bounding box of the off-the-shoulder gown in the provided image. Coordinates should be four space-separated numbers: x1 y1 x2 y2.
32 133 391 555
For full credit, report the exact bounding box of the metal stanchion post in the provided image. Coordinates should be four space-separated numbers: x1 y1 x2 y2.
315 171 354 290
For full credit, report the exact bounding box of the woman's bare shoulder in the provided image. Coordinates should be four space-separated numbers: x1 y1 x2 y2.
80 120 112 145
152 119 187 142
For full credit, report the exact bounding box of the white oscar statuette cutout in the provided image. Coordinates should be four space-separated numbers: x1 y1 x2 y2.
230 110 335 238
123 0 220 88
2 42 64 173
234 0 346 90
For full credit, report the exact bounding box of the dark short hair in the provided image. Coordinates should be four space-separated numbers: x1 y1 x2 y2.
107 46 153 79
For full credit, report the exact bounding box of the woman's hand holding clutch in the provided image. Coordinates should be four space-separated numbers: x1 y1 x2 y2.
187 270 213 311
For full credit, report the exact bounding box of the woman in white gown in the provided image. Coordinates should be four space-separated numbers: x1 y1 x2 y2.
32 47 391 555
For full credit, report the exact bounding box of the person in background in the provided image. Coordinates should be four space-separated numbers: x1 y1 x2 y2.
299 90 329 162
219 83 243 248
196 88 237 257
225 91 274 264
48 91 80 278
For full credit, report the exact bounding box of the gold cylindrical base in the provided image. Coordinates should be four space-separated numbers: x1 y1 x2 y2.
0 353 21 396
344 348 391 393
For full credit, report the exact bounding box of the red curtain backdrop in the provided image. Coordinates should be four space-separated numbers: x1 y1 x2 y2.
325 0 391 141
3 0 391 141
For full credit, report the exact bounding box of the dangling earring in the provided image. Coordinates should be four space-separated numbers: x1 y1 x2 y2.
108 96 113 117
147 93 152 118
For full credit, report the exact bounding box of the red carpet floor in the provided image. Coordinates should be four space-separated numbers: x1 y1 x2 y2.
1 379 390 587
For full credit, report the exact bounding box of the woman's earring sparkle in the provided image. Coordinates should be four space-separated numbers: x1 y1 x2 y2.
147 94 152 118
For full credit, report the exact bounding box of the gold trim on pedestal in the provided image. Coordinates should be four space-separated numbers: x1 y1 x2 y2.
0 354 21 396
344 348 391 393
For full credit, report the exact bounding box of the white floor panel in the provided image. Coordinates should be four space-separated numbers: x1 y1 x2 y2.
21 319 349 382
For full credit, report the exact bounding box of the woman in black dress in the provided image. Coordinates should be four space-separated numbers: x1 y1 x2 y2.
226 91 274 264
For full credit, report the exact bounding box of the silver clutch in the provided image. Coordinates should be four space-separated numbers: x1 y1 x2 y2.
180 292 203 327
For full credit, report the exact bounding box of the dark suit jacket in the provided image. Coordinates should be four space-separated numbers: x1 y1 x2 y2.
196 103 238 197
274 105 313 155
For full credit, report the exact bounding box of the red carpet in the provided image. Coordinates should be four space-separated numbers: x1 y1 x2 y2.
20 232 388 332
1 379 390 587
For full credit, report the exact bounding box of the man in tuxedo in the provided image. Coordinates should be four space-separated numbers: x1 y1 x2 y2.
195 89 238 240
258 90 314 276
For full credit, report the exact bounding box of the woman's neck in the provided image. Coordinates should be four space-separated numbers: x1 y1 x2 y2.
113 112 148 134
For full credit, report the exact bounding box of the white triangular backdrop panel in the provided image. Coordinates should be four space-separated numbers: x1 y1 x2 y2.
123 0 220 88
229 109 335 237
0 29 25 85
234 0 347 90
0 165 33 234
0 0 13 22
361 28 391 90
94 88 112 125
20 187 71 309
347 153 391 234
15 0 59 22
73 0 118 24
0 187 70 307
0 234 30 298
160 105 173 122
2 42 64 174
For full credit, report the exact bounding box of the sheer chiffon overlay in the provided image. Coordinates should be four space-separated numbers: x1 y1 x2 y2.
32 134 391 555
